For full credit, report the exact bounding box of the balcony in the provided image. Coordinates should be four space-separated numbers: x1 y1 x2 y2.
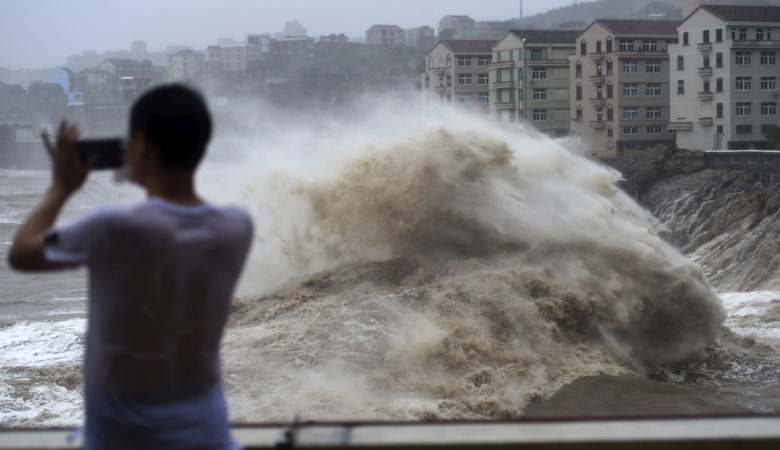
494 81 515 88
667 121 694 131
698 66 713 77
589 97 605 106
698 116 714 126
589 74 605 84
589 121 606 129
697 91 714 101
615 48 667 57
589 52 605 61
697 42 713 52
495 102 516 110
490 61 514 69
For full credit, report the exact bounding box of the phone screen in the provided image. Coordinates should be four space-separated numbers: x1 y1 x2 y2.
76 139 124 170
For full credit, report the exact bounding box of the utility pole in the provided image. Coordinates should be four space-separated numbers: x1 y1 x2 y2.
519 0 524 19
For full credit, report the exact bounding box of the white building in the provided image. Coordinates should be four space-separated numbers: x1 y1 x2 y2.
167 50 205 82
668 5 780 150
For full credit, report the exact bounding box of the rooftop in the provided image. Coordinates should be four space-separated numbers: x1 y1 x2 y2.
437 40 497 53
508 29 581 44
592 19 679 36
694 5 780 23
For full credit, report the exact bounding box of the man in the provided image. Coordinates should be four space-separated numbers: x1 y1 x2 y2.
8 84 252 449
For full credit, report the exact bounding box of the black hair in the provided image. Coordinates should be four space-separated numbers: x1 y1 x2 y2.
129 84 212 169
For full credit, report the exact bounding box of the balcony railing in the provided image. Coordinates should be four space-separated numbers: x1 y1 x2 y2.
698 91 714 101
493 81 515 88
495 102 516 110
698 116 714 126
589 52 605 61
589 121 606 129
589 75 605 84
698 66 713 77
490 61 514 69
697 42 713 52
667 121 693 131
589 97 605 106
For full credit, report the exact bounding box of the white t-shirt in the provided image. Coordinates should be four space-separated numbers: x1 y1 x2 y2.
45 197 252 448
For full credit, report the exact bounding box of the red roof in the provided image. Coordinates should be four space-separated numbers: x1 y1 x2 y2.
438 40 496 53
591 20 679 36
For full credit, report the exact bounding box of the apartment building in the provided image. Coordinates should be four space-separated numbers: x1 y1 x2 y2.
207 44 261 72
422 40 496 114
571 20 679 158
669 5 780 150
365 25 405 45
167 50 205 82
490 30 578 136
439 16 476 40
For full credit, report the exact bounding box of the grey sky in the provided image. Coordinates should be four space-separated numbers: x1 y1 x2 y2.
1 0 584 70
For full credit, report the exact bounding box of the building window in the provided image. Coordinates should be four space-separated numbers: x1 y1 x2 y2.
736 124 752 134
647 126 663 134
762 124 776 134
642 40 658 51
703 54 710 67
735 51 751 65
458 94 473 104
682 32 689 45
702 30 710 43
623 107 639 119
606 39 612 53
717 125 724 134
596 85 603 99
607 127 613 137
606 60 613 75
458 74 472 85
478 56 491 66
446 74 451 86
735 76 752 91
597 108 603 121
575 61 582 78
646 83 662 96
458 56 471 66
479 93 489 104
576 84 582 100
533 109 547 121
677 55 684 70
607 83 613 99
531 49 544 60
596 41 602 53
496 51 501 62
646 107 662 119
425 75 430 88
446 54 451 67
428 56 433 69
739 28 747 40
716 28 723 42
478 74 489 85
623 126 639 135
716 103 724 118
677 79 685 94
716 52 723 67
581 40 587 56
619 40 634 51
532 67 546 79
716 77 723 92
736 102 752 116
576 106 583 121
496 70 502 83
596 62 602 75
760 102 777 115
622 83 638 96
646 61 661 73
756 29 765 40
760 51 776 65
761 76 777 90
533 88 547 100
607 106 613 121
622 60 637 73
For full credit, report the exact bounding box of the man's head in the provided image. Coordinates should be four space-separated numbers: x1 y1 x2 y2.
128 84 212 172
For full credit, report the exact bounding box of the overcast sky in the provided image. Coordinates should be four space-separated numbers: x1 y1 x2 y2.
0 0 586 70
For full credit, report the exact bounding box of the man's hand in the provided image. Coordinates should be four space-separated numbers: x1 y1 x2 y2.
43 121 92 196
7 121 93 271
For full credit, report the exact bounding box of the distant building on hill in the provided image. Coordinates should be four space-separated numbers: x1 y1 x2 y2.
439 15 476 40
366 25 405 45
405 26 436 48
167 50 205 82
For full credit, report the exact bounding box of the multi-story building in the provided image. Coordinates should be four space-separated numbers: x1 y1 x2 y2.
490 30 578 136
421 40 496 115
439 16 476 40
571 20 679 158
365 25 405 45
669 5 780 150
167 50 205 82
405 26 436 48
207 44 261 72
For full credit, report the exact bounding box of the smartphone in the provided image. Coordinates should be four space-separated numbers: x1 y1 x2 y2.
77 138 124 170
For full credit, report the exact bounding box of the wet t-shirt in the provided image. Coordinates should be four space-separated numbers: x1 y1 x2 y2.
45 197 253 449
